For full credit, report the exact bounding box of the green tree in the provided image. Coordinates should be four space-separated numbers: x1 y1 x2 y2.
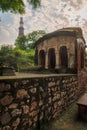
0 0 41 14
15 30 46 50
27 30 46 49
13 48 35 71
28 0 41 8
0 45 14 66
15 35 28 50
0 45 35 71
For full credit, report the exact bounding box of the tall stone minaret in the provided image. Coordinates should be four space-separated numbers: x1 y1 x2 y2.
18 17 24 36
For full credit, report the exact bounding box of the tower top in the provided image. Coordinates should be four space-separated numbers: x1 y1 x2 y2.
18 17 24 36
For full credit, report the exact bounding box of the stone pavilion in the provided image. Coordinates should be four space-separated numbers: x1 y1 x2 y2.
35 27 86 73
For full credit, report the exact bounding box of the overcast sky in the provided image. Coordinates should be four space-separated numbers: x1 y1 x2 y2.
0 0 87 45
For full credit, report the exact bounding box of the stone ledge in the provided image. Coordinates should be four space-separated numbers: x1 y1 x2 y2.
0 73 77 80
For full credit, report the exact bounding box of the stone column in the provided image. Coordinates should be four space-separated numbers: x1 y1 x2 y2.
55 51 59 69
45 52 48 69
67 49 70 68
38 51 40 66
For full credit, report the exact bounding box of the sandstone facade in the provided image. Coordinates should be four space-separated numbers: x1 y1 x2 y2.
35 27 86 73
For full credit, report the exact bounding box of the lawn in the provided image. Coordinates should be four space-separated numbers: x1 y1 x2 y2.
42 101 87 130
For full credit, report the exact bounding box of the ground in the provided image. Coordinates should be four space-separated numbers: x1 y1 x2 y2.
42 101 87 130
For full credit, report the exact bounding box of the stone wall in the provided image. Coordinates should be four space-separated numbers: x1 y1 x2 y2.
78 68 87 91
0 74 85 130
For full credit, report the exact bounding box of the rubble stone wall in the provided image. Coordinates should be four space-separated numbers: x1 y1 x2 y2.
78 68 87 91
0 74 85 130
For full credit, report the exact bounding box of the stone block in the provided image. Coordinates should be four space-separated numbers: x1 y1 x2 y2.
12 118 20 127
48 82 55 87
22 80 29 85
22 115 29 126
53 111 58 118
54 102 58 109
1 112 11 125
56 80 60 85
3 126 11 130
1 95 13 106
40 87 44 92
39 100 43 106
29 111 37 117
29 119 33 127
48 88 51 93
40 112 44 120
58 101 62 106
34 116 38 122
0 83 11 92
30 101 37 111
14 82 18 88
11 109 22 117
61 92 66 97
30 88 36 94
48 97 52 103
16 89 29 99
51 87 56 92
9 103 18 109
53 95 57 101
22 105 29 114
56 93 60 99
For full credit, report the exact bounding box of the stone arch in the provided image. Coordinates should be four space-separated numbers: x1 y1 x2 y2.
59 46 68 68
48 48 56 69
39 50 45 67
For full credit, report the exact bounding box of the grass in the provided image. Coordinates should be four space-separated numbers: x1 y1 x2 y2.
42 101 87 130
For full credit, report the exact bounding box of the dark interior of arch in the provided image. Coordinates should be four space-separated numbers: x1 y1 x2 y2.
39 50 45 67
48 48 56 69
60 46 68 68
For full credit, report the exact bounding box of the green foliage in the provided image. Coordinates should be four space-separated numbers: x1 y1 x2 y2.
0 0 25 14
15 30 46 50
0 30 46 72
0 45 13 66
0 0 41 14
29 0 41 8
15 35 28 50
27 30 46 49
0 45 35 72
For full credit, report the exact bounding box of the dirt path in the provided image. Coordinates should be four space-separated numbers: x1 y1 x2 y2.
42 102 87 130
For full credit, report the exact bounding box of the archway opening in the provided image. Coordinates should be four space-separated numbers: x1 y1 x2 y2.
60 46 68 68
48 48 56 69
39 50 45 68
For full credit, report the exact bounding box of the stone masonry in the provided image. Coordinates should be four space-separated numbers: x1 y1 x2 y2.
35 27 86 73
0 74 86 130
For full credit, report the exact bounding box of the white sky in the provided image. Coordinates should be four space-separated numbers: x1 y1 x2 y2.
0 0 87 45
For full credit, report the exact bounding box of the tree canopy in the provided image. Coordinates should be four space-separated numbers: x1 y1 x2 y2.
0 45 35 71
15 30 46 50
0 30 46 71
0 0 41 14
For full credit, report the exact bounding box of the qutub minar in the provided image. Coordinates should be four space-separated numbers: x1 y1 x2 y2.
18 17 24 36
